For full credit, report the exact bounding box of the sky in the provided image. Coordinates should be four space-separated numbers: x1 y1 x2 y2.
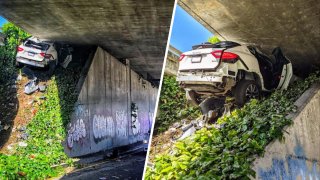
169 5 213 52
0 16 8 30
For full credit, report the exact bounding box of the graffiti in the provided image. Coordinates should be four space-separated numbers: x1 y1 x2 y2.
259 140 320 180
74 104 89 117
67 119 86 149
93 115 115 142
116 110 128 137
131 103 140 135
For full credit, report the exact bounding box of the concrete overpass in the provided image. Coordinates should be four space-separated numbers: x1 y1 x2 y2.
179 0 320 75
0 0 175 79
0 0 174 156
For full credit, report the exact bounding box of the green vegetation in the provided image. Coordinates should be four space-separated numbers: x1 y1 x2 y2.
0 67 81 179
0 23 81 179
146 72 320 179
0 22 29 83
208 36 221 44
155 75 201 134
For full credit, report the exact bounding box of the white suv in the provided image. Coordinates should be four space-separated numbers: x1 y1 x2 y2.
177 41 292 112
16 37 58 70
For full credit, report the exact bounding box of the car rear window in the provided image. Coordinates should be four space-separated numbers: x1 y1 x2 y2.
24 40 50 51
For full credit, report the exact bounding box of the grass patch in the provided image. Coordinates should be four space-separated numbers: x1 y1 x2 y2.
145 72 320 179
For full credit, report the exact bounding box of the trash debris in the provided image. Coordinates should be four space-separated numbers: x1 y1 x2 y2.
18 142 28 147
99 177 107 180
38 85 46 92
20 133 29 140
16 74 22 82
7 144 13 150
8 103 15 106
18 126 27 132
3 124 10 130
28 100 35 105
39 96 46 100
24 78 38 95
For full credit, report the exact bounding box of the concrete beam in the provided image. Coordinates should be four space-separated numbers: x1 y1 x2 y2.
179 0 320 75
0 0 175 78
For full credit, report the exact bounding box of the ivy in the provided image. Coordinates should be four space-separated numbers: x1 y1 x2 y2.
155 75 201 134
146 72 320 179
0 67 81 179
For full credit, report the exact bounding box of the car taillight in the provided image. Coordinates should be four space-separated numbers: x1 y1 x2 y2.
211 50 239 63
17 46 24 52
211 50 222 58
179 54 186 61
40 53 52 59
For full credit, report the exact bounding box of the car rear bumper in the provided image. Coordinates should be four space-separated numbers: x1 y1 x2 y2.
177 74 224 83
16 57 47 68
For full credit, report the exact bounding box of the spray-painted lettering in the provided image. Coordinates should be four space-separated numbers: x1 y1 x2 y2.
67 119 86 149
116 110 128 137
93 115 115 142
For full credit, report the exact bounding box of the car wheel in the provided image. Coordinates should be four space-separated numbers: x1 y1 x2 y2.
185 90 200 106
234 80 260 106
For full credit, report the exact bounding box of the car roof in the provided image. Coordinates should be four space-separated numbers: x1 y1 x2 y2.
27 36 53 45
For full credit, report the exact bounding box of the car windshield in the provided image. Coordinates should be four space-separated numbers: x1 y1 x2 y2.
24 40 49 51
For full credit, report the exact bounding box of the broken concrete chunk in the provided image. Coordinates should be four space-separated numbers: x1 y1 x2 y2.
24 78 38 95
3 124 10 130
38 85 46 92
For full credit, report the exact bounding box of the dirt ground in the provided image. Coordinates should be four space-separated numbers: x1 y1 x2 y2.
0 71 49 154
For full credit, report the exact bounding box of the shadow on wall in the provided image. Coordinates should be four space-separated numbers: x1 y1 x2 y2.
258 138 320 180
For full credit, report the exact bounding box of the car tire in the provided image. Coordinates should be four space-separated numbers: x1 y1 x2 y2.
185 90 200 106
47 60 57 77
234 80 260 107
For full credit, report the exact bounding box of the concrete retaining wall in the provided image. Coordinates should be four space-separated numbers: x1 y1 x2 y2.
252 84 320 179
64 47 158 157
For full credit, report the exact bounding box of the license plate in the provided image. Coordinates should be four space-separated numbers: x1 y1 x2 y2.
191 56 202 63
28 52 35 57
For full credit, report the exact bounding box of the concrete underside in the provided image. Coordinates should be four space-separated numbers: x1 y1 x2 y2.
179 0 320 74
253 84 320 179
0 0 175 79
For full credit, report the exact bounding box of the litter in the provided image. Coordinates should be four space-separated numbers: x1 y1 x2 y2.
18 142 28 147
39 85 46 92
24 78 38 95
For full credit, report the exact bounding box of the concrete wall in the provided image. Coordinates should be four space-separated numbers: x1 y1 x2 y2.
252 84 320 179
64 47 158 157
164 45 181 76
